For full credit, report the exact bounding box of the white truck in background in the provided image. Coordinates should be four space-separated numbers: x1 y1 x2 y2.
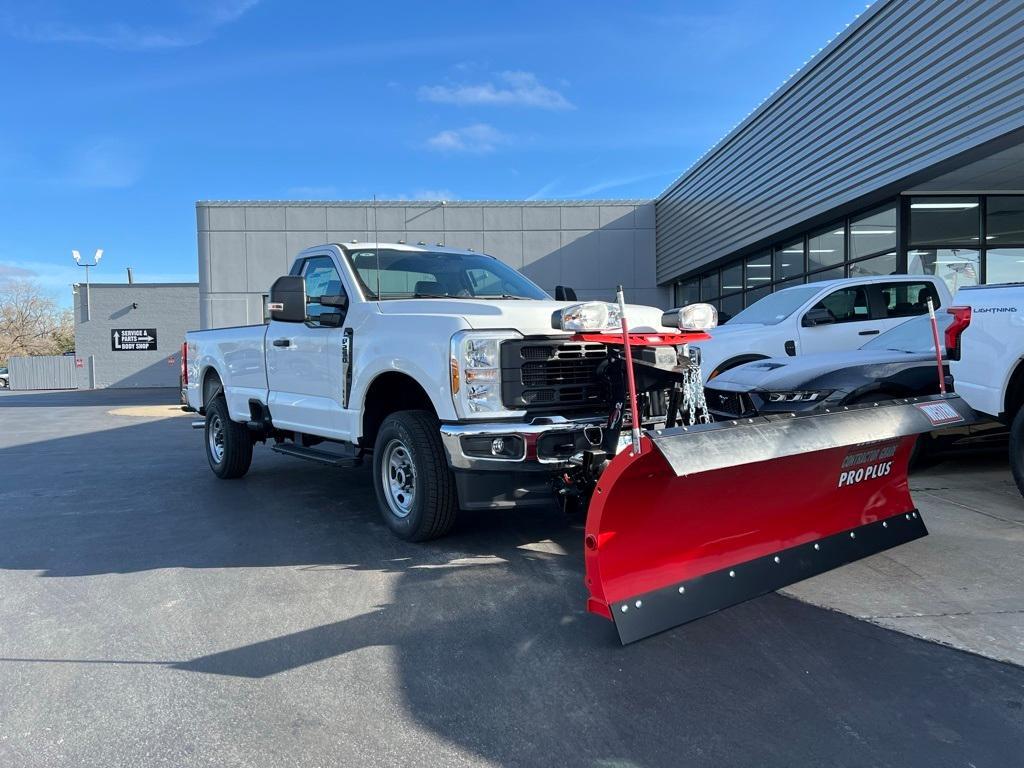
690 275 951 380
947 283 1024 495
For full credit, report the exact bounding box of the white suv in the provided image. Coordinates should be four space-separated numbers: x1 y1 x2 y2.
690 275 952 380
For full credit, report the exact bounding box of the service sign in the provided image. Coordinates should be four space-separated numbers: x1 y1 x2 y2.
111 328 158 351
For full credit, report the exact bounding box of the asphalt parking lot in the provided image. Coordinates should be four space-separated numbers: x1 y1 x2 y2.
1 388 1023 767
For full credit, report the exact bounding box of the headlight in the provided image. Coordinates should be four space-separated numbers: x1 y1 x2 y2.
764 390 831 403
450 330 522 418
661 303 718 331
551 302 623 332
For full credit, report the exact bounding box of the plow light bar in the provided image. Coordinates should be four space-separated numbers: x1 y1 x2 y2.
661 303 718 331
552 301 623 332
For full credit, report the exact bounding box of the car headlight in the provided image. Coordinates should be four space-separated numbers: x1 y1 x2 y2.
450 330 522 418
551 302 623 332
661 303 718 331
763 390 832 404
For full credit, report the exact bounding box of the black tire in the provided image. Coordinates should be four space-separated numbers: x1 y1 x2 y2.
372 410 458 541
1010 407 1024 497
205 395 253 479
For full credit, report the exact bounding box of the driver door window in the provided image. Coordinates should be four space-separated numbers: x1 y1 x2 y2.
302 256 345 323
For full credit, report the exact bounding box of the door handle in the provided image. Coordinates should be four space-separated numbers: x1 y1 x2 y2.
272 338 292 347
858 329 880 336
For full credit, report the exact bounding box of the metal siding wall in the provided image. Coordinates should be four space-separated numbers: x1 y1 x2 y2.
72 284 200 388
8 356 76 390
197 201 665 329
656 0 1024 283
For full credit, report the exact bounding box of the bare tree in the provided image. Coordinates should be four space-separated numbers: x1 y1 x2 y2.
0 280 73 364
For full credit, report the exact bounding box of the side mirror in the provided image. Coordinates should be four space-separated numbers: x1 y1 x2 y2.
319 294 348 310
555 285 578 301
269 276 307 323
802 307 835 327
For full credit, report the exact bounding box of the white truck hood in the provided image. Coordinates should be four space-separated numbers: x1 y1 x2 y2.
377 299 671 336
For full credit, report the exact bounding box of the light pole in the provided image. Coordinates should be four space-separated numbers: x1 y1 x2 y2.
72 249 102 321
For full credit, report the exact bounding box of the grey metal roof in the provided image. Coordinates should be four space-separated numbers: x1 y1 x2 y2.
196 200 652 207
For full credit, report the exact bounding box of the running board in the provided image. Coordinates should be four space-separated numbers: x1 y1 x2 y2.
270 443 363 467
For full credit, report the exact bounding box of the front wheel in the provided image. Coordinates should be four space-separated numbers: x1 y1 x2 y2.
1010 408 1024 497
372 410 458 541
205 395 253 479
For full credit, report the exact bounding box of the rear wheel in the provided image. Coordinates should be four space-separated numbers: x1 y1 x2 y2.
205 395 253 479
1010 408 1024 497
372 410 458 541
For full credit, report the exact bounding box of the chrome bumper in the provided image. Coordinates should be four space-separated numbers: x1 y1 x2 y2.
439 417 605 470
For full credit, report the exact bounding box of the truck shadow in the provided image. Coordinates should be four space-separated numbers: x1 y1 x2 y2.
3 401 1023 766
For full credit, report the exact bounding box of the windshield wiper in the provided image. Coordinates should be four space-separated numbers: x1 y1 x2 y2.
473 294 528 300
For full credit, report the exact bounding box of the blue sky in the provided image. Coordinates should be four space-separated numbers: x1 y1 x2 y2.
0 0 870 304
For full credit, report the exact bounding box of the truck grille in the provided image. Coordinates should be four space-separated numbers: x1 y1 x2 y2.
501 339 606 412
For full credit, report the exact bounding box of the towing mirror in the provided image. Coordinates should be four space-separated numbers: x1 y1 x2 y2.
319 294 348 310
555 285 578 301
268 276 307 323
802 307 835 327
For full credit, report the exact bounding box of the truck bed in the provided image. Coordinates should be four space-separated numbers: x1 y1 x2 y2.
185 324 269 419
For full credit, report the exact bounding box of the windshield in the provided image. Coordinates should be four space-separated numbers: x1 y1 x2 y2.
725 285 821 326
862 313 952 353
346 249 549 300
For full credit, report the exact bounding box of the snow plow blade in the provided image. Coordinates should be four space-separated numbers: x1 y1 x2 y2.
584 395 975 644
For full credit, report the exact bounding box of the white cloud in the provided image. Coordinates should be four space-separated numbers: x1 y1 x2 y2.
6 1 259 50
426 124 508 154
419 71 573 110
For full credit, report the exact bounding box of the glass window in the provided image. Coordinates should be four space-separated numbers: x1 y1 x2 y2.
347 249 548 300
986 197 1024 245
701 271 720 300
808 223 845 270
863 313 952 353
908 248 980 293
721 261 743 294
909 196 980 246
774 240 804 281
849 251 898 278
876 281 942 318
745 285 770 306
810 286 870 323
302 256 344 321
744 252 771 289
776 275 806 290
726 285 820 325
674 278 700 306
985 249 1024 284
719 293 743 322
807 266 845 282
850 206 897 259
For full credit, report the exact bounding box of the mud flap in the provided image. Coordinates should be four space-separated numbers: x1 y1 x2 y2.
584 395 975 644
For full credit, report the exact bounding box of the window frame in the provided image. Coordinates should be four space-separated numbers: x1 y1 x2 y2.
297 254 348 326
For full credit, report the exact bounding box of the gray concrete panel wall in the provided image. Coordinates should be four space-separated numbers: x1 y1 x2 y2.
197 201 664 329
656 0 1024 283
8 355 76 390
73 283 199 389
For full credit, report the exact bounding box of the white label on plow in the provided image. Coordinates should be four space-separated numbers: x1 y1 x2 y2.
838 461 893 487
915 402 963 426
838 441 898 488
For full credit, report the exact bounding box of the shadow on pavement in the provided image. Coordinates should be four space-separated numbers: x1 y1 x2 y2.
2 393 1023 766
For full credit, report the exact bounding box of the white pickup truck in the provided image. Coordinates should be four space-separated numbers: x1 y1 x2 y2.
947 282 1024 495
691 274 951 380
185 242 713 541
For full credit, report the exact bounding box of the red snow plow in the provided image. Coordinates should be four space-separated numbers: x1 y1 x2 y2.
561 290 976 644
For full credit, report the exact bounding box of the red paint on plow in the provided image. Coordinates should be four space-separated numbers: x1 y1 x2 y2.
584 433 920 622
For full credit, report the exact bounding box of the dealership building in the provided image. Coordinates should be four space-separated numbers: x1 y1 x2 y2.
195 0 1024 332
